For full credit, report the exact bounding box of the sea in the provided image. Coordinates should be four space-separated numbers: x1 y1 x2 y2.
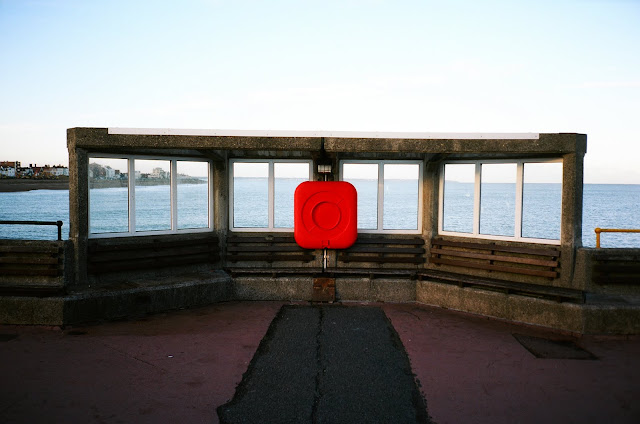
0 182 638 248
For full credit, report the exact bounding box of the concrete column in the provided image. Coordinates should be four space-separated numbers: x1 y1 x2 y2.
68 144 89 286
561 136 586 288
422 160 440 241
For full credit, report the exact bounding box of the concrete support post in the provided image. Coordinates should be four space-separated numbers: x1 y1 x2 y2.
560 136 587 289
212 158 229 263
422 160 440 267
68 142 89 286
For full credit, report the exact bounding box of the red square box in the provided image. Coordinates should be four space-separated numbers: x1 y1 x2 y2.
294 181 357 249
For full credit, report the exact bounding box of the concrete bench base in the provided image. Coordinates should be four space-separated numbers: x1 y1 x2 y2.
0 270 233 326
3 272 640 335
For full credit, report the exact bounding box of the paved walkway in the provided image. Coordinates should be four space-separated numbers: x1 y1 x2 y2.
1 301 639 423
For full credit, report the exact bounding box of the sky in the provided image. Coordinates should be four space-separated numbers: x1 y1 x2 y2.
1 0 639 184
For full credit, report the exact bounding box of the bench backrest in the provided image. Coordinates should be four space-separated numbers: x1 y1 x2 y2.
337 236 426 268
88 233 220 274
225 235 317 268
429 238 560 279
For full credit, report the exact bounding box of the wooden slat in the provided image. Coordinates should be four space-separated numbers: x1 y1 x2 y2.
89 237 218 253
225 267 321 277
430 247 558 267
226 245 310 253
89 244 214 263
352 238 424 245
432 239 560 257
430 257 558 278
0 245 61 254
0 256 59 265
0 267 60 276
339 254 424 264
593 276 640 285
88 253 217 273
343 246 425 254
227 236 296 243
593 264 640 274
227 254 315 262
328 268 416 278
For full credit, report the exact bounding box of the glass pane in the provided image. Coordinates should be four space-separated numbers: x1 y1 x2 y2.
135 159 171 232
233 162 268 228
177 161 209 230
89 158 129 233
383 164 419 230
522 162 562 240
343 163 378 230
274 162 309 228
480 163 516 236
442 164 475 233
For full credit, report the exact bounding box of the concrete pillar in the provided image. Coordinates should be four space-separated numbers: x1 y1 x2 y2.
560 135 587 289
68 145 89 286
422 160 440 242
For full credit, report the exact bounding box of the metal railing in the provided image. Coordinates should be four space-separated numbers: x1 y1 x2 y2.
594 228 640 248
0 220 63 241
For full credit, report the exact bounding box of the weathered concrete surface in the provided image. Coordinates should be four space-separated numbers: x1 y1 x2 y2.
417 279 586 333
336 277 416 302
232 276 417 303
218 305 429 424
416 279 640 335
0 296 65 325
233 276 314 301
1 302 638 424
0 271 233 325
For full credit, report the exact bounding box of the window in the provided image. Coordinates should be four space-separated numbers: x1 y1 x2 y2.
340 161 422 233
230 159 312 231
439 159 562 244
89 155 211 238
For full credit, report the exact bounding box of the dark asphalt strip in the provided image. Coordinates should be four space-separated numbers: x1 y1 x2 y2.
217 305 430 424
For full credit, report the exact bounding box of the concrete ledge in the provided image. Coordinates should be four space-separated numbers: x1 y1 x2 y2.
336 278 416 303
583 304 640 335
233 276 314 301
232 276 417 303
0 296 66 325
4 273 640 334
0 271 233 326
416 280 585 333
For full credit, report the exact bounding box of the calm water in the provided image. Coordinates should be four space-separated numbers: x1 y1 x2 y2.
1 183 638 248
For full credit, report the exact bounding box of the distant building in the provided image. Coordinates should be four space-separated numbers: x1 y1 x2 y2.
150 167 167 179
104 166 115 179
48 165 69 177
17 166 33 177
0 161 18 177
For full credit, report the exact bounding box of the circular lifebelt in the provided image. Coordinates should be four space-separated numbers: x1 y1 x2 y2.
301 191 351 237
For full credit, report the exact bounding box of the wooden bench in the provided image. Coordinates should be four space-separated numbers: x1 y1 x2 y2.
88 233 220 274
0 243 64 277
332 236 426 279
592 252 640 285
429 238 560 278
420 238 584 303
0 241 65 296
224 234 318 277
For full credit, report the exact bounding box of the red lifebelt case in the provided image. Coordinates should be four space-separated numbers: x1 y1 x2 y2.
294 181 357 249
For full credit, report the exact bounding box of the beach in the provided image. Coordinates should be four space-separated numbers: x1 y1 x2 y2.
0 178 69 192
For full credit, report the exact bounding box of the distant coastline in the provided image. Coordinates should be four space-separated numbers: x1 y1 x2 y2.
0 178 69 192
0 177 205 192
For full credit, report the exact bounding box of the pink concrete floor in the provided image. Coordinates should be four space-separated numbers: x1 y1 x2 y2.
1 301 638 424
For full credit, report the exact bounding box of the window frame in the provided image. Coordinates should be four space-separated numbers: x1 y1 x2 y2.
229 158 313 232
339 159 424 234
88 154 213 239
438 158 563 245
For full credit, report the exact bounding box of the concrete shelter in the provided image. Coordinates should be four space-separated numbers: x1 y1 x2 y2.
1 128 639 333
